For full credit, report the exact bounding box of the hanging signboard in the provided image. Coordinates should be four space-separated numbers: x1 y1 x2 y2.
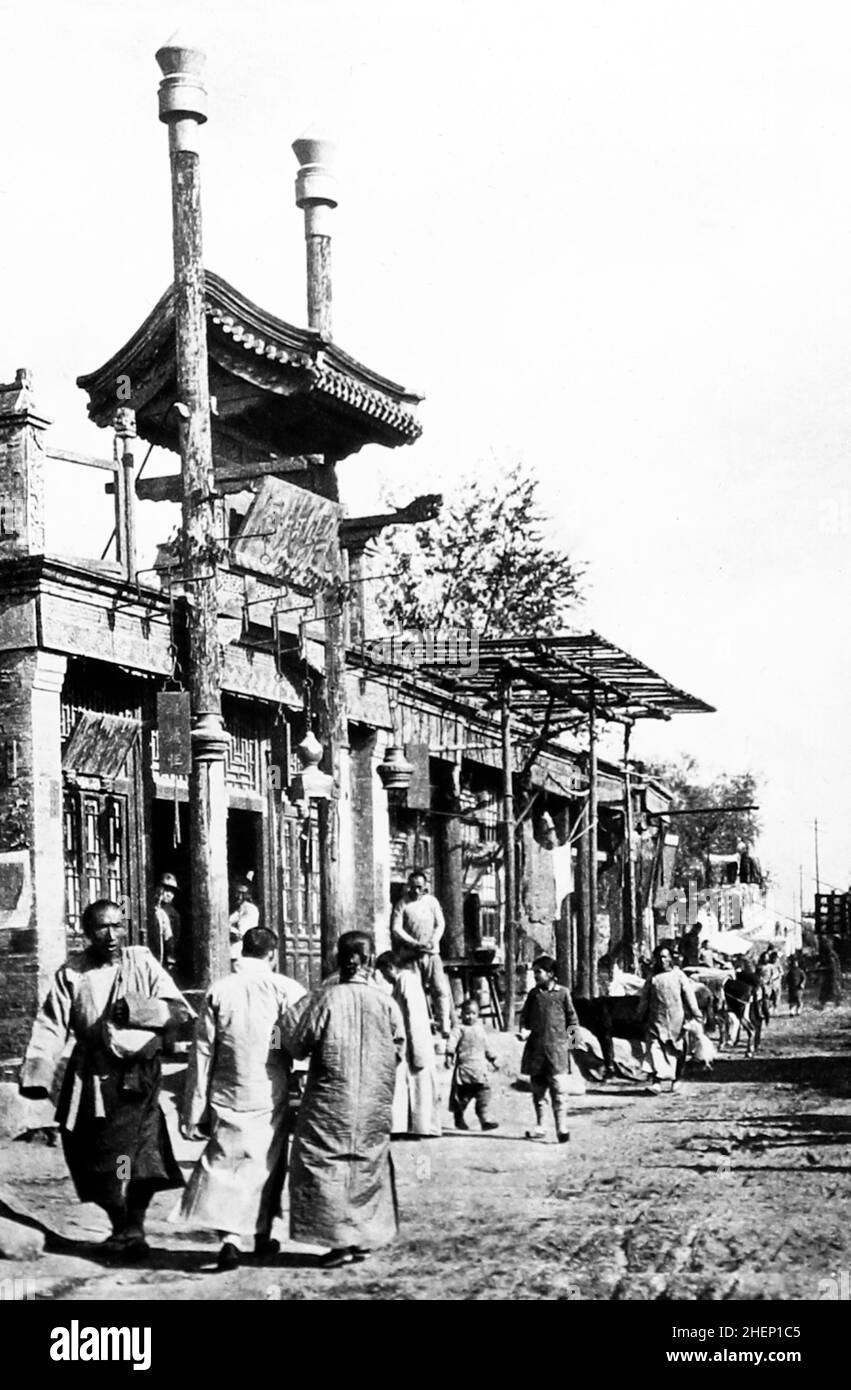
230 477 343 594
157 691 192 776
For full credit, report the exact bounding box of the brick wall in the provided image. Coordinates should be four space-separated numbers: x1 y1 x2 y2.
0 649 66 1061
0 949 39 1058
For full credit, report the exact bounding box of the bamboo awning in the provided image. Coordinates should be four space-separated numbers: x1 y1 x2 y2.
417 632 715 730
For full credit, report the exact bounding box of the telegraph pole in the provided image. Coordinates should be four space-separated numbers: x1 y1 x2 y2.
156 40 229 984
292 133 350 962
814 818 821 900
799 862 804 921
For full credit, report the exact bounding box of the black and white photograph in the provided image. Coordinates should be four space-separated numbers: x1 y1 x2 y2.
0 0 848 1348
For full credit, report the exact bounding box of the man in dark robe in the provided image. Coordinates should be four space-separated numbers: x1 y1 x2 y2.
19 899 193 1259
279 931 405 1268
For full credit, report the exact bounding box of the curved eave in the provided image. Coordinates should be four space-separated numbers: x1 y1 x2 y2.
77 270 423 447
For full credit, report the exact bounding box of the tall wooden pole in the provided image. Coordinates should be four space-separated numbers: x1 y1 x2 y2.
500 676 517 1030
799 863 804 923
439 762 466 980
292 134 350 964
574 798 590 995
113 407 137 581
588 687 599 997
622 721 637 972
156 42 229 986
112 433 129 573
814 818 821 901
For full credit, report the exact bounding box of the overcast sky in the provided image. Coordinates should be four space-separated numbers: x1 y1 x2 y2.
2 0 849 919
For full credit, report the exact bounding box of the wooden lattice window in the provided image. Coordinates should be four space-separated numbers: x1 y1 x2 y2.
63 791 131 945
280 808 322 988
460 790 502 944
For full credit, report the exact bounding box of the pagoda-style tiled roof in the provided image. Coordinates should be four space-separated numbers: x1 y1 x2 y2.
77 271 423 463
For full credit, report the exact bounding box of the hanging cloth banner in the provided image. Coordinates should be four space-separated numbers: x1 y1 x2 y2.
157 691 192 776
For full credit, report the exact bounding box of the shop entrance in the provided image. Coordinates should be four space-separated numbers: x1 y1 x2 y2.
227 806 264 924
151 796 190 972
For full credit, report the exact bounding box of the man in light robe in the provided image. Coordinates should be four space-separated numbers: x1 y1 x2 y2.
390 870 452 1036
176 926 306 1271
637 945 702 1093
375 952 441 1137
19 899 193 1259
279 931 406 1268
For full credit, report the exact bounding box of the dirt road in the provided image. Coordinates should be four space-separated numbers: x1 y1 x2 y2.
2 998 850 1301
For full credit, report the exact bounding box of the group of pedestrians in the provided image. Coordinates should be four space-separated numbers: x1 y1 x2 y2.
19 898 407 1270
18 870 849 1273
15 870 464 1271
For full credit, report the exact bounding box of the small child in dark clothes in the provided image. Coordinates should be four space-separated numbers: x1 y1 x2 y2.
446 998 500 1131
786 958 806 1016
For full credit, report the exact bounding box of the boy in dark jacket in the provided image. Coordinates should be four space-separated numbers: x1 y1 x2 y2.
517 955 580 1144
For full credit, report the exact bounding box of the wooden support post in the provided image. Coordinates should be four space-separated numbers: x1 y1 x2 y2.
438 763 465 989
623 721 637 973
292 134 350 965
574 798 590 996
123 443 137 580
112 438 128 571
293 133 336 340
157 42 229 987
588 686 598 998
501 677 517 1030
113 407 137 582
345 543 367 649
317 581 350 965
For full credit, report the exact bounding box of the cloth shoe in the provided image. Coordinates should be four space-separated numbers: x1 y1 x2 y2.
318 1248 355 1269
217 1242 241 1272
481 1120 499 1131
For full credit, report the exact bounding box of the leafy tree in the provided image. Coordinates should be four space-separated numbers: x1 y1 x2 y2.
372 460 585 637
640 755 764 889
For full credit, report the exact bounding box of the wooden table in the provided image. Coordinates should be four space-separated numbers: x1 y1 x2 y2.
444 957 505 1030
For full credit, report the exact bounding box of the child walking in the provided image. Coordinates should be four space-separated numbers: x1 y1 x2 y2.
446 998 500 1131
786 956 806 1016
517 954 580 1143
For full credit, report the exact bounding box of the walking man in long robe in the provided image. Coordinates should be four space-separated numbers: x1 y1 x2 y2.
375 951 441 1137
19 899 193 1259
279 931 406 1268
637 945 701 1093
176 926 306 1270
